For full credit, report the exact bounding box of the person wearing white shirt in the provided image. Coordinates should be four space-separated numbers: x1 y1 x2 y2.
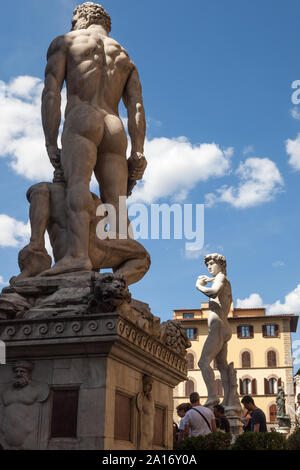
184 392 217 437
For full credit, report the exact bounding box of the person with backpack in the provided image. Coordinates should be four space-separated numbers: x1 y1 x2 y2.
184 392 217 437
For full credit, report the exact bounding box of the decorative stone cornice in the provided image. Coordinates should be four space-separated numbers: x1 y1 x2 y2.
0 312 188 377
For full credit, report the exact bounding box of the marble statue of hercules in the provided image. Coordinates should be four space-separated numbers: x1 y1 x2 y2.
41 2 147 276
196 254 233 407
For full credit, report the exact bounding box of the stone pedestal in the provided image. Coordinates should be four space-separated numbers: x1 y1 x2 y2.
226 416 243 438
277 427 290 437
0 310 188 450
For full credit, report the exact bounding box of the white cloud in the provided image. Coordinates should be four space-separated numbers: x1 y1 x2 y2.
205 157 284 209
290 107 300 120
268 284 300 315
1 75 232 203
0 214 30 247
0 276 7 285
0 213 53 260
236 285 300 315
0 75 66 181
131 137 232 203
236 293 264 309
286 133 300 171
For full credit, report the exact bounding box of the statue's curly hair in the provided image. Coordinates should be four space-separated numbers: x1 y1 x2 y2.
204 253 227 275
73 2 111 33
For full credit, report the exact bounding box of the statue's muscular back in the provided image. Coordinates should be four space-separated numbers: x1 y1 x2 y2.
60 28 133 117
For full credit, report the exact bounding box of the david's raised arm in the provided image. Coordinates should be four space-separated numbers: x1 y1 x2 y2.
41 36 67 168
123 65 147 180
196 273 225 299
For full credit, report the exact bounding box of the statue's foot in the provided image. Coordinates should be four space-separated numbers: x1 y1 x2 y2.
40 256 92 276
11 245 52 285
203 397 220 408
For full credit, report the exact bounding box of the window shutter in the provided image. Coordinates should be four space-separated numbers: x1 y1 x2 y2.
242 351 251 368
267 350 277 367
237 326 242 338
264 378 269 395
275 324 279 337
262 325 266 337
193 328 198 340
278 377 282 387
251 379 257 395
249 325 254 338
239 379 243 395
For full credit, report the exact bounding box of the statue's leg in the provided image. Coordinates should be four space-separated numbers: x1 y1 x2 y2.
46 183 68 262
112 242 151 285
12 184 52 282
94 114 128 237
198 330 222 406
215 343 230 406
41 132 100 276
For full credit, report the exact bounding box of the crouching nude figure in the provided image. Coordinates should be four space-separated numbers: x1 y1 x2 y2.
12 168 150 286
196 254 233 407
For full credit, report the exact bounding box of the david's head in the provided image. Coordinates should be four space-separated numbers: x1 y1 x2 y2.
72 2 111 33
12 361 33 389
204 253 227 277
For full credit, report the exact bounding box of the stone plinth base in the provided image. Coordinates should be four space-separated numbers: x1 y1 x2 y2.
0 311 188 450
277 427 291 437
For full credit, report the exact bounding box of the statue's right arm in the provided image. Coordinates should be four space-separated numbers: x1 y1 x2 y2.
123 66 147 180
41 36 67 168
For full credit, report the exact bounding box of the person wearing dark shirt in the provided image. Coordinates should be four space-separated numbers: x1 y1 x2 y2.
213 404 230 433
241 396 267 432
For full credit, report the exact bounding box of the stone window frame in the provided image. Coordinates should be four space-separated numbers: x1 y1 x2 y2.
265 348 278 368
237 325 254 339
187 350 196 370
185 377 196 397
240 349 253 368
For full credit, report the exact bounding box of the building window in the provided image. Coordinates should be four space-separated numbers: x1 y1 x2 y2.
241 351 251 368
215 379 223 396
183 313 194 319
51 388 79 438
265 377 281 395
269 404 277 423
263 324 279 338
237 325 254 339
267 350 277 367
185 380 195 396
187 353 194 370
185 328 198 340
242 379 251 395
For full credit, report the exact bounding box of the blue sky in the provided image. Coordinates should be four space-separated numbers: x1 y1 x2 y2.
1 0 300 369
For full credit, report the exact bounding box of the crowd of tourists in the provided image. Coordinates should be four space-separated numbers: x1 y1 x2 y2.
174 393 267 441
